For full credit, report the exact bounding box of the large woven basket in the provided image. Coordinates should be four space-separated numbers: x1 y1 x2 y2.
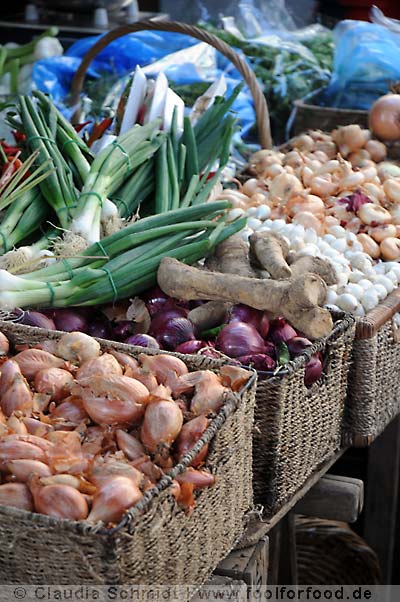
0 321 256 590
252 313 355 517
343 289 400 447
296 517 382 585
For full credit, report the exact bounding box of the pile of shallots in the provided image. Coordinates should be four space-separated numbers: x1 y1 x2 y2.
219 125 400 262
0 330 249 526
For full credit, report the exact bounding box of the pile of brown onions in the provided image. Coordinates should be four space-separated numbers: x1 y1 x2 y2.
0 330 251 525
220 124 400 261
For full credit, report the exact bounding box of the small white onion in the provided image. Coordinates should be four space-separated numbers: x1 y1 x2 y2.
227 208 245 222
246 207 258 217
348 270 364 283
361 289 379 312
373 274 395 293
255 205 271 220
247 217 263 231
358 279 373 290
326 289 338 305
344 283 364 300
353 305 365 317
331 238 347 253
337 293 358 312
385 270 398 286
374 284 389 301
328 225 347 239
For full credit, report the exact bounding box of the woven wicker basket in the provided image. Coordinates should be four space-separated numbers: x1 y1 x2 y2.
296 517 382 585
0 321 256 589
343 289 400 447
252 313 355 517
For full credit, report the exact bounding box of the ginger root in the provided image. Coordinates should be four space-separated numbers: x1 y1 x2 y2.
289 255 338 286
205 235 257 278
249 232 292 280
157 258 332 339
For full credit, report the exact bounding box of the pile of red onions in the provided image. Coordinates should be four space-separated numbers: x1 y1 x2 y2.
14 287 323 386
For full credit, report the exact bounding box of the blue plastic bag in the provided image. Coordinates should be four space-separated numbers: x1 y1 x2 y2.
322 20 400 110
32 30 199 110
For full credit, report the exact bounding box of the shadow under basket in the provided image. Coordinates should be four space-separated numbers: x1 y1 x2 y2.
343 287 400 448
0 322 256 591
252 313 355 518
296 517 382 585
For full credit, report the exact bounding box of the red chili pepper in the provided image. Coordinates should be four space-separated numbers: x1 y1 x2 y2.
87 117 113 147
1 141 21 155
73 120 92 133
13 131 26 143
1 155 23 176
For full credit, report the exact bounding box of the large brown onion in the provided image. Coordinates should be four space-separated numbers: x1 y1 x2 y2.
369 94 400 141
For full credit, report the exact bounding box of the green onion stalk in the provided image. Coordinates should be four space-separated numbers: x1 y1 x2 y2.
0 210 246 309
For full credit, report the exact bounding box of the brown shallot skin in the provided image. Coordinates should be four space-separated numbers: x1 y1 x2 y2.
115 430 145 461
139 354 188 384
87 475 142 524
34 368 74 403
174 415 210 467
30 477 89 521
140 400 183 453
13 349 64 380
1 372 33 417
0 439 47 466
50 396 89 426
176 371 228 415
0 482 34 511
75 374 149 425
6 459 52 481
0 332 9 357
76 354 123 380
176 468 216 489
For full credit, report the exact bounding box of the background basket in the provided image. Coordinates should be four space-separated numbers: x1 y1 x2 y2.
252 313 355 517
0 321 256 590
296 517 382 585
343 289 400 447
69 19 273 149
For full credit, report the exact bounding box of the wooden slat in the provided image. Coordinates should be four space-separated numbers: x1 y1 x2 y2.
364 414 400 583
277 512 298 585
294 474 364 523
214 536 269 592
192 575 247 602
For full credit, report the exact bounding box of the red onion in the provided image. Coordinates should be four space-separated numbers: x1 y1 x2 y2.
112 320 136 341
149 307 188 336
19 310 56 330
51 309 88 333
216 322 266 358
339 191 372 213
269 317 297 344
264 341 277 359
154 317 195 350
304 355 323 387
260 313 270 339
237 353 276 371
228 304 262 329
286 336 313 357
124 334 160 349
174 340 208 354
87 319 112 339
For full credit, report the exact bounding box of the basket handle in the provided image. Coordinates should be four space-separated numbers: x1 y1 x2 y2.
69 20 273 149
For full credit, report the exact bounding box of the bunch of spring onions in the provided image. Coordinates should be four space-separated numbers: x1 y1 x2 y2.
0 86 246 309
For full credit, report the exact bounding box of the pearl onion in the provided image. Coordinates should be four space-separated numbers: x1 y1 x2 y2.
304 229 318 244
373 274 395 293
246 207 258 216
374 284 388 301
227 208 245 222
361 289 379 312
331 238 347 253
326 289 338 305
255 204 271 220
337 293 358 312
345 283 364 300
247 217 263 231
323 234 336 245
353 305 365 317
297 244 319 257
358 279 373 290
328 225 347 238
385 270 398 286
373 262 387 275
348 270 364 283
239 228 253 242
